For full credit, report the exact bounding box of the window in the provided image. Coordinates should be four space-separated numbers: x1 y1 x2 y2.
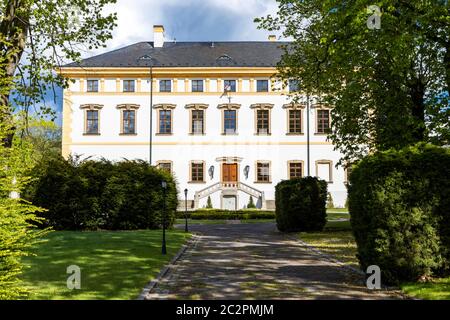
256 162 271 183
86 110 99 134
224 110 237 134
159 80 171 92
317 109 330 134
191 80 204 92
87 80 99 92
316 160 333 183
158 161 172 174
123 80 135 92
288 161 303 179
256 80 269 92
191 110 204 134
191 162 205 182
224 80 236 92
158 110 172 134
288 109 302 134
122 110 136 134
256 109 270 134
289 79 300 92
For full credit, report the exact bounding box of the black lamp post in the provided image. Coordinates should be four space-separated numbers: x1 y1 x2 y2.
138 55 153 165
184 188 188 232
161 180 167 255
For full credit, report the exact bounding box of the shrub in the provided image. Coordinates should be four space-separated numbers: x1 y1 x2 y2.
206 196 213 208
247 196 256 209
275 177 327 232
188 209 275 220
25 157 177 231
349 143 450 284
0 130 50 299
326 192 334 209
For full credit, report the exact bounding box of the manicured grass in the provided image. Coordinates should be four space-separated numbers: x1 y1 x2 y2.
401 278 450 300
327 211 350 220
175 219 227 225
21 229 191 300
327 208 349 213
299 220 358 269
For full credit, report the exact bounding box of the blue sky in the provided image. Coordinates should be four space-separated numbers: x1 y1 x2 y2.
45 0 280 125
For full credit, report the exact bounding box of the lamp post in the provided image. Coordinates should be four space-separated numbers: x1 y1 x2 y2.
184 188 188 232
161 180 167 255
306 93 311 176
138 55 154 165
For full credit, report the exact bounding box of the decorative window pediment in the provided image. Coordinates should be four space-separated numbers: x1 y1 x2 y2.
217 103 241 110
153 104 176 110
250 103 274 110
185 104 208 110
80 104 103 110
116 104 140 110
282 103 306 110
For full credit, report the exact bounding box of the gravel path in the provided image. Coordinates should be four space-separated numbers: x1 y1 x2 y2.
146 222 402 300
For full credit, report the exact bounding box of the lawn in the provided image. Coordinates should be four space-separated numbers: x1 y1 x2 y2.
299 220 359 269
21 229 191 300
299 218 450 300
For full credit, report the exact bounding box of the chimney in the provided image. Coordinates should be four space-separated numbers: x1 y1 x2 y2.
268 35 276 42
153 25 165 48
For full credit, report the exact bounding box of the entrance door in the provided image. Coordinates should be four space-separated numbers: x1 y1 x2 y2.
222 163 238 182
223 195 237 210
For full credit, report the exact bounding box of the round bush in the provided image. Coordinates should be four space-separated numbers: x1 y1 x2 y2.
275 177 327 232
349 143 450 284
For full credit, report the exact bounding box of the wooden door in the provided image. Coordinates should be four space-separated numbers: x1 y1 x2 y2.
222 164 238 182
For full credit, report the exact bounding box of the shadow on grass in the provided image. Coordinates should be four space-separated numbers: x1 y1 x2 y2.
21 230 190 300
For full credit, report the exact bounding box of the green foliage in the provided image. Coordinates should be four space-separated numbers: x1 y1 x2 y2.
275 177 327 232
0 123 49 299
206 196 213 209
25 156 178 231
349 143 450 284
256 1 450 164
0 0 117 122
326 192 334 209
247 196 256 209
186 209 275 220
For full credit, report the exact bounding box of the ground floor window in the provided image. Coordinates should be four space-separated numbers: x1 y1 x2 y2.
190 161 205 182
157 161 172 174
288 161 303 179
256 161 271 183
316 160 333 183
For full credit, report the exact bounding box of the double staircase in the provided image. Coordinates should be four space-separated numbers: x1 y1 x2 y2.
194 182 266 209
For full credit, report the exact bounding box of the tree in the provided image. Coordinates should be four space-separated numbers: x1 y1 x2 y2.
206 196 213 209
0 119 49 299
326 192 334 209
256 1 449 164
0 0 117 146
0 0 116 299
247 196 256 209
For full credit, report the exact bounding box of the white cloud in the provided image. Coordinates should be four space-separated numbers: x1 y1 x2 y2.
86 0 281 58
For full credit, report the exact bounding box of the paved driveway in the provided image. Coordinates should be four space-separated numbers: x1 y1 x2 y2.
146 222 401 300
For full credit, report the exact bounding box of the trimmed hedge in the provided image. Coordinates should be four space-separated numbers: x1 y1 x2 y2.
24 156 177 231
275 177 327 232
349 143 450 285
179 209 275 220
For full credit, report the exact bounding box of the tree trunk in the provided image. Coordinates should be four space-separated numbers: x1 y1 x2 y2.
0 0 30 148
445 42 450 97
410 78 426 142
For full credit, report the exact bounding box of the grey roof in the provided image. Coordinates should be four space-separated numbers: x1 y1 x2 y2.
64 41 289 68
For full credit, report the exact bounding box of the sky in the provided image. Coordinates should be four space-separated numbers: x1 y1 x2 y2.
46 0 281 124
